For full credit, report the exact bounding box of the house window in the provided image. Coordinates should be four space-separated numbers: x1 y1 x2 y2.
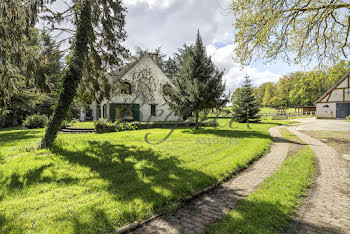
116 104 134 121
103 104 107 118
151 104 157 116
163 84 172 96
120 82 131 94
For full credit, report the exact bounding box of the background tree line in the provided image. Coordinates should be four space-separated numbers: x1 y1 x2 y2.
251 61 350 108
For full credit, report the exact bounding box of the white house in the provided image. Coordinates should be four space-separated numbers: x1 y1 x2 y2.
80 53 182 122
315 73 350 119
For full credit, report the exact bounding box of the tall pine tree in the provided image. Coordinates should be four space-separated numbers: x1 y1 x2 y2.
165 31 228 129
232 75 260 125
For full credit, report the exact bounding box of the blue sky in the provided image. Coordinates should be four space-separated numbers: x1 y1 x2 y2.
122 0 307 92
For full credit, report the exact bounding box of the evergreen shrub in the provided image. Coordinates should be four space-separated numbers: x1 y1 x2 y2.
22 114 48 129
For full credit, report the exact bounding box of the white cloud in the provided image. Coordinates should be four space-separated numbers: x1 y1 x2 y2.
124 0 178 9
207 44 281 94
124 0 281 94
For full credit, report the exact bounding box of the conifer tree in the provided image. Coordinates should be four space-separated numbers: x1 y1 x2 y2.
232 75 260 125
2 1 129 147
165 31 228 129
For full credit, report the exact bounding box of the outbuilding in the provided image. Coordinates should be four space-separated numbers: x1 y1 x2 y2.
315 73 350 119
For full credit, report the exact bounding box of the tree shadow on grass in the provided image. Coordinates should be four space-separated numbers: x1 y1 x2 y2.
71 208 115 233
0 129 42 145
182 128 271 139
49 140 215 229
182 128 307 146
2 164 80 190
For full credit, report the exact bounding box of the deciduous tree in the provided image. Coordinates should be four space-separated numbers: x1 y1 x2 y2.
231 0 350 65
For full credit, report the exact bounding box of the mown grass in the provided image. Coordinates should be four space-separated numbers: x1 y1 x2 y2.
0 119 289 233
69 121 95 128
207 130 315 234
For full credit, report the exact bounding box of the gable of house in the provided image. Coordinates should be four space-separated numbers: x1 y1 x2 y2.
315 73 350 104
110 54 174 94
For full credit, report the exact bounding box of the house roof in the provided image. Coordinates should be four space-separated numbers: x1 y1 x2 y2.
314 72 350 104
110 53 174 84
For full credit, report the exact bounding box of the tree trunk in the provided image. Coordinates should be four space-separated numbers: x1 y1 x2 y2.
39 1 91 148
195 112 199 129
247 108 251 129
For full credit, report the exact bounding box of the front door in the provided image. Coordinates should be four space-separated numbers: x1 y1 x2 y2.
336 103 350 119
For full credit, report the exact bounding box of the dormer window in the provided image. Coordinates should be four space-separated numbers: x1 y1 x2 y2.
120 82 131 94
163 84 172 96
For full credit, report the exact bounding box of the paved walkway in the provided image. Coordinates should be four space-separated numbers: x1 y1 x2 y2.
130 126 289 234
294 118 350 132
288 127 350 234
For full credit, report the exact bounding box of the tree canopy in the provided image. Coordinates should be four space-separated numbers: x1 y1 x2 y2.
254 60 350 107
231 0 350 65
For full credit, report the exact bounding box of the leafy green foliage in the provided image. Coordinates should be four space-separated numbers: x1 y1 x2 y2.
255 60 350 107
346 116 350 122
41 0 129 147
94 119 138 133
0 2 46 113
0 30 63 128
22 114 48 129
231 0 350 65
165 31 228 128
232 76 260 123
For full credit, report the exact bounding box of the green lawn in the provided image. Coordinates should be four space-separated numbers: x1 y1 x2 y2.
0 119 289 233
69 121 95 128
207 129 315 234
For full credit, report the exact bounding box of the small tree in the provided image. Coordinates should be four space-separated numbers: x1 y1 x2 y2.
165 31 228 129
232 75 260 125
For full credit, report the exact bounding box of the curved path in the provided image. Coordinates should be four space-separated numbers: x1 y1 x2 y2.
288 127 350 233
129 126 289 234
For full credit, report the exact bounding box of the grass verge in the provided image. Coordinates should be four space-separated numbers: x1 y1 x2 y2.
207 132 315 234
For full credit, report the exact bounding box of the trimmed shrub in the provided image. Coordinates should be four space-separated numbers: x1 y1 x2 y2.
94 119 116 133
94 119 220 133
116 122 138 131
22 114 48 129
94 120 139 133
346 116 350 121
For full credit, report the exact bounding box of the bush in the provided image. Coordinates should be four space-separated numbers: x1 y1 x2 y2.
61 120 71 129
116 122 138 131
94 119 220 133
94 119 139 133
94 119 116 133
346 116 350 121
22 114 48 129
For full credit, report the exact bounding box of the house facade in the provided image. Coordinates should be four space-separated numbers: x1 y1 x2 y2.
80 54 182 122
315 73 350 119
